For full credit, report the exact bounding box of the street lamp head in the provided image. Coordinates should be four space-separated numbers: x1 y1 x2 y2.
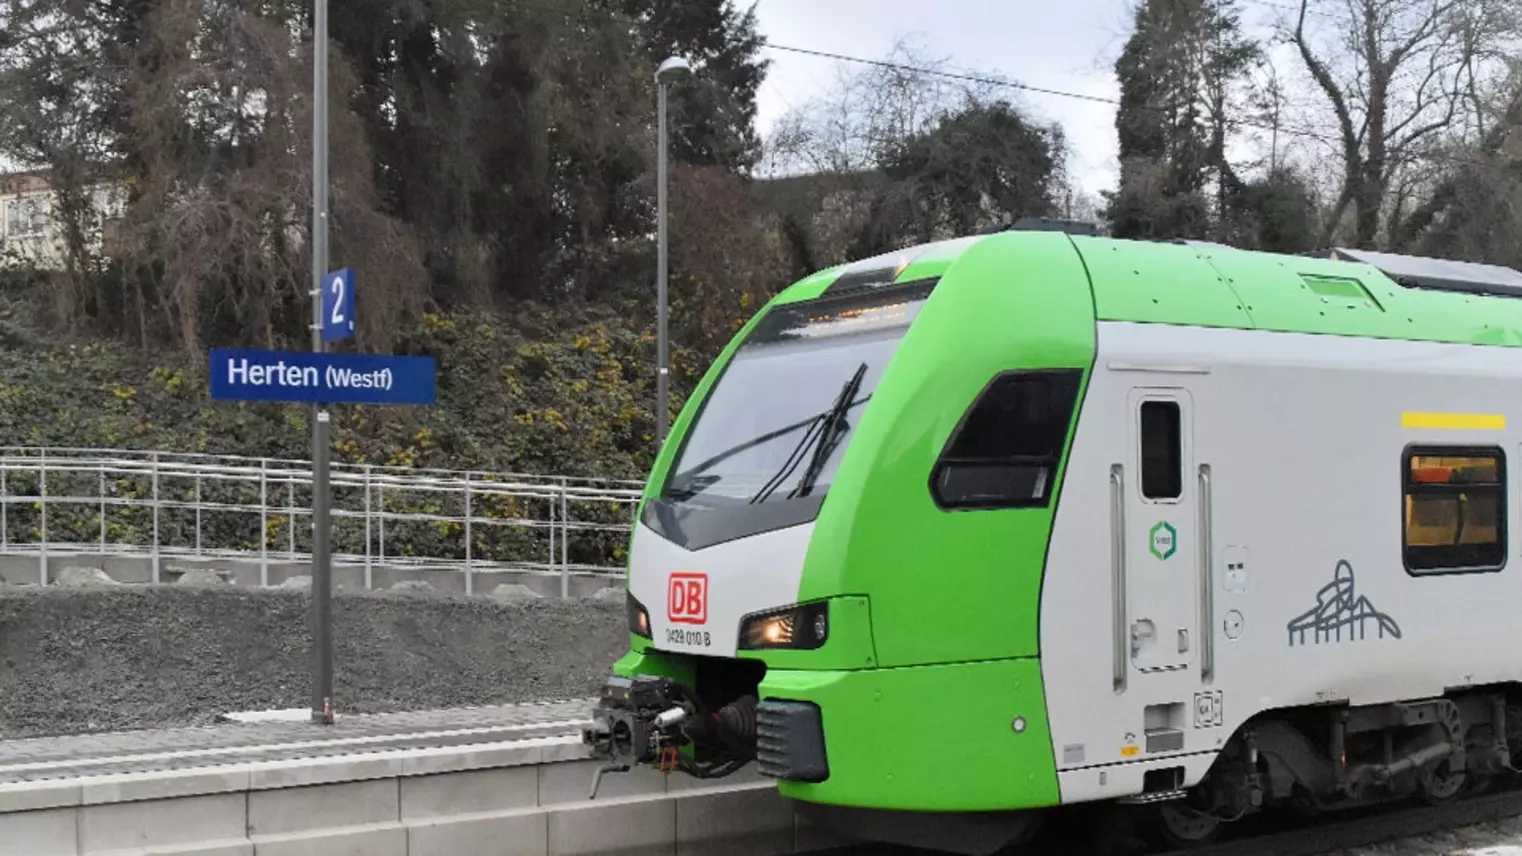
656 56 692 84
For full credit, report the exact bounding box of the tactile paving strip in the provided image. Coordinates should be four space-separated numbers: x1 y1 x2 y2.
0 697 596 784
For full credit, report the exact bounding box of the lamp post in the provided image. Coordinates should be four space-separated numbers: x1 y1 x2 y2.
655 56 691 451
309 0 334 725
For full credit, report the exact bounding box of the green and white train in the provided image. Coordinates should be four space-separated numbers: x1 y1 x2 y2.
583 223 1522 853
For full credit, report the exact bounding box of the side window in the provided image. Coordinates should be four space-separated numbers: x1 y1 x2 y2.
1140 400 1182 500
1403 446 1506 574
4 198 46 238
930 370 1082 510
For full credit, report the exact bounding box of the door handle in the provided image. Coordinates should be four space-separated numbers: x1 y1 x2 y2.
1178 628 1189 653
1198 464 1213 683
1111 465 1127 693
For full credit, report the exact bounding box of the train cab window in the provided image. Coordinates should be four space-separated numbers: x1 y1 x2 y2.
1140 401 1182 500
1403 446 1506 574
930 369 1082 510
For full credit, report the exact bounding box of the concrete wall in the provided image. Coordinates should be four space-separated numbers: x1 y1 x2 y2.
0 737 853 855
0 551 618 598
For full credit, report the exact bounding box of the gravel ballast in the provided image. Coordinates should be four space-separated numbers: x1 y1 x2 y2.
0 585 628 739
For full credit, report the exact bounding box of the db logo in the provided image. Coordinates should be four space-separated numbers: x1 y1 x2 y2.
668 573 708 624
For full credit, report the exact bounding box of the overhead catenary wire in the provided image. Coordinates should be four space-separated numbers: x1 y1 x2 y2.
757 40 1517 175
762 43 1123 108
17 0 1507 185
496 0 1507 174
1236 0 1350 21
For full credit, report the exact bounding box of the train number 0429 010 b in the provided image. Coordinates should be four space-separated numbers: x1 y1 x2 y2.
665 628 712 647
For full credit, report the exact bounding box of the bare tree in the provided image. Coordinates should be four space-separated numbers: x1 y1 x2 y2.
1388 61 1522 250
1289 0 1520 247
760 38 1004 178
115 0 425 355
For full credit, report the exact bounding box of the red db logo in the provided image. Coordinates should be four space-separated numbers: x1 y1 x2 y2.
668 573 708 624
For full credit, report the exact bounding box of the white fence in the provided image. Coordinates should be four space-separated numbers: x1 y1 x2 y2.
0 447 646 593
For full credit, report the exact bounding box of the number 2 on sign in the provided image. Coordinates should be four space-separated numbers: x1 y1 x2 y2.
329 275 346 325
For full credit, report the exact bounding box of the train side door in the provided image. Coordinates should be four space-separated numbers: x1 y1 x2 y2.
1124 388 1198 674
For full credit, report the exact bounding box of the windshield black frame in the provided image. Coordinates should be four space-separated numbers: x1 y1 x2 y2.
643 277 938 551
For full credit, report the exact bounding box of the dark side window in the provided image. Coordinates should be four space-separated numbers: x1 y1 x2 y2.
1140 400 1182 500
930 370 1083 510
1403 445 1506 574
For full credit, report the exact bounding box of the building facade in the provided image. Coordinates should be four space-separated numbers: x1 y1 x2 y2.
0 172 126 270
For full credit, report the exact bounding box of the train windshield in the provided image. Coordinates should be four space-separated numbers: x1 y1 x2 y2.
663 281 934 507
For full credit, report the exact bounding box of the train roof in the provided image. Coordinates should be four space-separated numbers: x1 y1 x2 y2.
1327 247 1522 298
785 228 1522 349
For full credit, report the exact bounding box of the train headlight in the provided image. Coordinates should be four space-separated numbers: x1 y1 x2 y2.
627 591 651 638
738 601 829 650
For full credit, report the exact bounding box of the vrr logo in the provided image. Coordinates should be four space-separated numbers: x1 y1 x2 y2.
668 573 708 624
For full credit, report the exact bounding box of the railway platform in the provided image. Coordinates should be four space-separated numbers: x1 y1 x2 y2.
0 699 849 855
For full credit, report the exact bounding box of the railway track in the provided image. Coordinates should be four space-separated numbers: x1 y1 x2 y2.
0 698 593 784
1062 781 1522 856
815 779 1522 856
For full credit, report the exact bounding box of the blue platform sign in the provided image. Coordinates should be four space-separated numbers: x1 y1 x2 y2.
209 348 436 405
321 268 355 343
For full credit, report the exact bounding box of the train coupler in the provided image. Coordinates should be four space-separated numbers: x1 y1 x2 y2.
580 673 758 799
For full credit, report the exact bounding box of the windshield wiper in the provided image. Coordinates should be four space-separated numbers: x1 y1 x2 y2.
750 362 868 505
668 411 823 495
792 362 868 499
747 413 829 504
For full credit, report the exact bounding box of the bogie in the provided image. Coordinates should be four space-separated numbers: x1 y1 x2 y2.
1170 688 1519 834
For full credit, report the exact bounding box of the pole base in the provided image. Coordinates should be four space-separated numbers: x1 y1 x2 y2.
217 707 313 724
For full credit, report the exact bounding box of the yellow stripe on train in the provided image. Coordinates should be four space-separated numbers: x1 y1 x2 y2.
1401 411 1507 430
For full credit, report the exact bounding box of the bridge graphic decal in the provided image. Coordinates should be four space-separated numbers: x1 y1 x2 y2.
1287 559 1401 646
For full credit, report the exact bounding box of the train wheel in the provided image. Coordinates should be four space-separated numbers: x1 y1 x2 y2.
1419 760 1466 805
1148 802 1222 848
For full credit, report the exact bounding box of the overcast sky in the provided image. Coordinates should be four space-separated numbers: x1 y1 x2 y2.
3 1 1319 196
749 0 1306 197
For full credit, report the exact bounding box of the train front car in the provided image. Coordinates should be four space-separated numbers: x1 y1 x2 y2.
582 229 1099 854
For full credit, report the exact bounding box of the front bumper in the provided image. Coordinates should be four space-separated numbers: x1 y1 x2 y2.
605 648 1061 813
758 657 1060 813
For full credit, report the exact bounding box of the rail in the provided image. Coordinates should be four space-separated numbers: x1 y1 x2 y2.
0 447 646 591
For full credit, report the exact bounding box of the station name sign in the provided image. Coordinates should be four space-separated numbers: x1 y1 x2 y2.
209 347 437 405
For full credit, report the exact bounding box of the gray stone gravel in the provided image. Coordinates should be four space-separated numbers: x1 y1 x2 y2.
53 566 118 587
174 568 231 586
0 584 627 739
491 583 542 601
1322 815 1522 856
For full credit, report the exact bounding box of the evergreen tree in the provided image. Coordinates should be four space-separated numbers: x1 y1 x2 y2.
880 101 1063 244
612 0 769 173
1105 0 1259 242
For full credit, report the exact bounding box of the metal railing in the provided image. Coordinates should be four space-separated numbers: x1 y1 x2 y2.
0 447 646 595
